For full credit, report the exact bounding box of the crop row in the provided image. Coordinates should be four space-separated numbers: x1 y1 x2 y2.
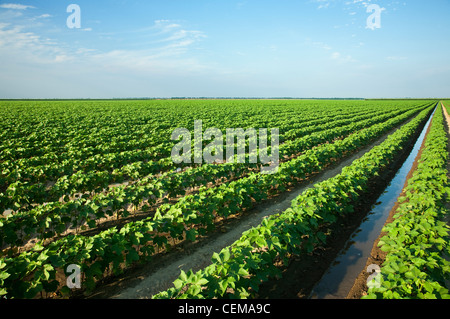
3 104 418 214
0 106 405 210
0 105 427 250
0 100 403 163
0 101 365 168
0 105 434 298
364 103 450 299
151 105 434 299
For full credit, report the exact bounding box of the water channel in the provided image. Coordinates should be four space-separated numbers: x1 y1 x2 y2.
309 105 437 299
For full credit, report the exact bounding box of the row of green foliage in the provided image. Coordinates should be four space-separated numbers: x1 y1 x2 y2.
0 100 383 182
2 100 424 163
0 105 433 299
0 106 403 213
151 106 434 299
0 105 425 249
1 104 419 212
364 103 450 299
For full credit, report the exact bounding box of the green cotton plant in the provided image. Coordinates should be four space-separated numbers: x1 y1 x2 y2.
155 105 427 226
152 106 434 299
365 104 450 299
0 102 435 299
0 103 401 211
0 259 9 297
0 108 402 240
0 104 428 250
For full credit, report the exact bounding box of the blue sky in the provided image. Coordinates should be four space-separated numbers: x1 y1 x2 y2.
0 0 449 99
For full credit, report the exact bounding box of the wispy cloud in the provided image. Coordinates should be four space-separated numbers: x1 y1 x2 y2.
345 0 373 8
0 17 209 74
331 51 356 63
96 19 206 51
36 13 51 19
28 13 52 22
151 20 206 45
0 23 67 63
313 0 334 9
0 3 35 10
153 19 182 34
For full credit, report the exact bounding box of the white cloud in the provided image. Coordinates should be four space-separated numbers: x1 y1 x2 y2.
0 24 41 50
54 55 72 63
0 18 209 77
151 20 206 47
29 13 52 21
36 14 51 19
0 17 215 98
0 3 35 10
153 20 182 34
0 23 85 67
331 52 341 59
331 51 356 63
346 0 372 7
313 0 333 9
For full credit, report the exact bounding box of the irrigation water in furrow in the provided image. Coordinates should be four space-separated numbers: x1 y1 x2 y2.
308 106 437 299
106 113 416 299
